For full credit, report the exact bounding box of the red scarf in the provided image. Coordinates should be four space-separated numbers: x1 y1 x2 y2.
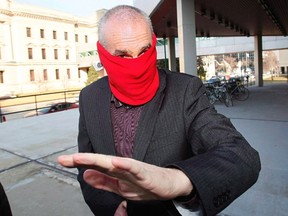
97 34 159 106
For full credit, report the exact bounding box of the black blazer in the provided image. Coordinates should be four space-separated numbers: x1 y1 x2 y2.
77 69 260 216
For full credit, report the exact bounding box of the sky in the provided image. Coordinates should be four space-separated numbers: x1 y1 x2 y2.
15 0 134 17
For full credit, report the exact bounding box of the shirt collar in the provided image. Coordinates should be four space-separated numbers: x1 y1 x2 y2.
111 94 134 109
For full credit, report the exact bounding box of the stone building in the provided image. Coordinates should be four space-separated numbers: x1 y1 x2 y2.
0 0 105 96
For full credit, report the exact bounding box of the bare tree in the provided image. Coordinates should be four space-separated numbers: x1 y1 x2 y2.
263 51 278 78
224 56 238 73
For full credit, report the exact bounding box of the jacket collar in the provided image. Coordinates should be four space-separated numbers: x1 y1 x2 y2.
133 69 166 160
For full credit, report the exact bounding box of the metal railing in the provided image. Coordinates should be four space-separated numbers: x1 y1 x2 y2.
0 89 80 122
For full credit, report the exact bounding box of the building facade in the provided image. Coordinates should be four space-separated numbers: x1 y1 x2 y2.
0 0 105 96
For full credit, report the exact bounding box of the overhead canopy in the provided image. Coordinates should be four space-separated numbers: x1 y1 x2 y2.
151 0 288 38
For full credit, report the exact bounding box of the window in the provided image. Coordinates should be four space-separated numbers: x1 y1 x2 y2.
0 71 4 83
64 32 68 40
28 48 33 59
53 30 57 39
26 27 31 37
40 29 45 38
65 49 69 60
55 69 59 80
54 49 58 60
75 34 78 42
85 35 88 43
41 48 46 59
30 70 35 81
67 69 71 79
43 69 48 81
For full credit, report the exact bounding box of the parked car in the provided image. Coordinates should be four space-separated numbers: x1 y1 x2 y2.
24 102 79 118
0 108 6 123
205 77 222 87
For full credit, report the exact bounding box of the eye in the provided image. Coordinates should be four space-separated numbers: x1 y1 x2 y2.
138 45 151 57
113 50 132 58
138 50 146 57
118 54 132 58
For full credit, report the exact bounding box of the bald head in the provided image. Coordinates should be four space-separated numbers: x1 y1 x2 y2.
98 5 153 48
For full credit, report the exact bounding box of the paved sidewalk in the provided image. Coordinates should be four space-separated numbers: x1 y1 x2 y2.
0 82 287 216
215 83 288 216
0 109 93 216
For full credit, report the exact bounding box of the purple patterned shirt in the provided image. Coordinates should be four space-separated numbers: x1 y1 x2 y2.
110 96 143 158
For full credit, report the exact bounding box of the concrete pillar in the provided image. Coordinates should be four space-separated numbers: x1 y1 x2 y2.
168 36 177 71
176 0 197 75
254 35 263 87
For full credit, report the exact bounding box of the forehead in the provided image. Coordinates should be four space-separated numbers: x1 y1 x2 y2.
103 18 152 52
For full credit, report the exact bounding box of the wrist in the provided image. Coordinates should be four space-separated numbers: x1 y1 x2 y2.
174 188 197 203
174 189 199 210
168 168 193 197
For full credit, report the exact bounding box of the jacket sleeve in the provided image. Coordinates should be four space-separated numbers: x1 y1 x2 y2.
171 77 261 216
77 90 123 215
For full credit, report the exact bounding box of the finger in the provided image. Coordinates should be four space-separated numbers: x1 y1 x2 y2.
57 155 76 167
58 153 115 170
57 154 95 168
114 201 127 216
76 153 115 168
84 169 119 193
84 169 144 200
111 157 145 181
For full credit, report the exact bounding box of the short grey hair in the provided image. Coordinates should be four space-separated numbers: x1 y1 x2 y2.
98 5 153 47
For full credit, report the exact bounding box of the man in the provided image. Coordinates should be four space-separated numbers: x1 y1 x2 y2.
58 5 261 216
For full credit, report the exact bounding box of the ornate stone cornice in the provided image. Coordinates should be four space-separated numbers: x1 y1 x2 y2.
0 8 95 27
0 9 14 17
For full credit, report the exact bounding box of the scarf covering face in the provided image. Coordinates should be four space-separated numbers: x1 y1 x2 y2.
96 34 159 106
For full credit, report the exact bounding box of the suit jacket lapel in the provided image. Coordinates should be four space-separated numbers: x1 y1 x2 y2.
133 70 166 161
95 79 116 155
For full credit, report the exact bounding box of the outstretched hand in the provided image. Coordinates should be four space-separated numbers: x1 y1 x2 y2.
57 153 193 201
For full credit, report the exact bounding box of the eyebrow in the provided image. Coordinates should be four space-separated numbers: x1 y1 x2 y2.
112 43 152 57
